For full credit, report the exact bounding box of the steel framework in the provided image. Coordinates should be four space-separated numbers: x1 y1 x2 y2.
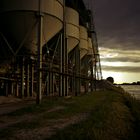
0 0 102 103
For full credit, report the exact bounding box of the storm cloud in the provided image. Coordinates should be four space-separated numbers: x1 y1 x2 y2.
100 47 140 63
102 65 140 73
83 0 140 81
93 0 140 51
84 0 140 51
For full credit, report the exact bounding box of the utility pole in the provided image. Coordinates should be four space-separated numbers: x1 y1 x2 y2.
36 0 43 104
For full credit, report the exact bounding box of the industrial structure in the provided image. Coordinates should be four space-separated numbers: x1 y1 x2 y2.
0 0 102 103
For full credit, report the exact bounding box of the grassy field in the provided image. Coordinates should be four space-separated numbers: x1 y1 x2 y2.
0 88 140 140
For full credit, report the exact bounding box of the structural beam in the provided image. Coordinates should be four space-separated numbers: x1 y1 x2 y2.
36 0 43 104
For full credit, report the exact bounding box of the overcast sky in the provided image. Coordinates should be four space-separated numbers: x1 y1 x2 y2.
84 0 140 83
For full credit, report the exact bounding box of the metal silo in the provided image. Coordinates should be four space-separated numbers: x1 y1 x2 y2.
87 37 93 55
0 0 64 99
65 7 79 53
0 0 63 55
79 26 88 59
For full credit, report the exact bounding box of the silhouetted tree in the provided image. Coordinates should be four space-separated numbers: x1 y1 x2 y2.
106 77 114 84
137 81 140 85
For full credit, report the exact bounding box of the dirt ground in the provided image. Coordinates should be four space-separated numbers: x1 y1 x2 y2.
0 96 35 115
0 96 88 140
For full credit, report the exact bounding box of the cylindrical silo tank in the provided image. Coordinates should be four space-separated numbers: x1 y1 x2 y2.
0 0 63 55
65 7 79 53
87 38 93 55
79 26 88 59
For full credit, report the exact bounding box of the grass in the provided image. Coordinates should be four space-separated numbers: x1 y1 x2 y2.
47 90 136 140
0 89 140 140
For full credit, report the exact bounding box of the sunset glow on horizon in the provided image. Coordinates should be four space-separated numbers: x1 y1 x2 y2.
102 70 140 84
100 48 140 84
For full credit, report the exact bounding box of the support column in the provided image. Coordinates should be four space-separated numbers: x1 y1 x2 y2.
5 82 9 96
59 33 63 96
94 56 97 91
52 73 54 96
15 82 19 97
75 46 80 96
11 82 14 95
48 72 53 95
64 37 68 96
26 62 30 97
36 4 43 104
21 58 25 98
72 73 75 95
48 72 50 95
62 2 68 96
90 60 94 92
30 62 34 97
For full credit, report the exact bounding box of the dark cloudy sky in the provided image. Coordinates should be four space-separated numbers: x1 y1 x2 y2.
84 0 140 83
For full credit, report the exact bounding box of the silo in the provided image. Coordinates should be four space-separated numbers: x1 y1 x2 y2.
0 0 64 98
0 0 63 55
87 38 93 55
65 7 79 53
79 26 88 59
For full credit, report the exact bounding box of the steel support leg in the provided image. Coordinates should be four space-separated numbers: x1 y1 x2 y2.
21 58 25 98
26 62 30 97
30 62 34 96
75 46 80 96
36 11 43 104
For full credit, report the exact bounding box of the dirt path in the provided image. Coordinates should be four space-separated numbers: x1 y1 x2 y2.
12 113 88 140
0 106 65 130
0 97 35 115
0 96 88 140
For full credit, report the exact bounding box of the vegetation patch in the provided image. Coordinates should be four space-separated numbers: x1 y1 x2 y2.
0 88 140 140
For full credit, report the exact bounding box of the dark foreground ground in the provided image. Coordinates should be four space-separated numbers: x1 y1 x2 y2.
0 87 140 140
